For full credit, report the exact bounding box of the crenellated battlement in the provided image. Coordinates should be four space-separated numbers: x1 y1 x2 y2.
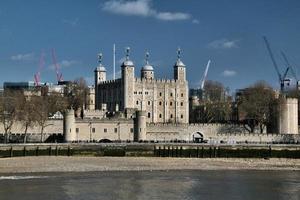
99 78 122 85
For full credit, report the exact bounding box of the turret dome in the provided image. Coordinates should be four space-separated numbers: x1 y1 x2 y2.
121 47 134 67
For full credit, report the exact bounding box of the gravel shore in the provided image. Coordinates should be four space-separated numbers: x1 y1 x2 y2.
0 157 300 173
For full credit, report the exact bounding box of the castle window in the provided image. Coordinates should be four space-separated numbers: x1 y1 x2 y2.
114 128 118 133
159 92 162 96
130 128 133 133
170 114 173 118
104 128 107 133
170 102 173 106
92 128 95 133
136 101 139 105
159 114 162 118
159 101 162 106
148 101 151 105
181 114 183 119
181 93 184 97
181 102 183 106
170 93 173 97
148 112 151 118
76 128 79 133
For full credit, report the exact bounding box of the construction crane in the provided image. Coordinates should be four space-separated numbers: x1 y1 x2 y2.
263 36 290 92
281 51 300 90
34 51 45 86
200 60 211 90
51 48 63 83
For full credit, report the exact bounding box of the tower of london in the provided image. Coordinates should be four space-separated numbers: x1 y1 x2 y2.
94 48 189 124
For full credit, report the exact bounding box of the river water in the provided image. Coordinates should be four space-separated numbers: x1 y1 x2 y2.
0 170 299 200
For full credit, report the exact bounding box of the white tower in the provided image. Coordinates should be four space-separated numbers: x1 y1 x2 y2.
174 48 186 81
141 51 154 80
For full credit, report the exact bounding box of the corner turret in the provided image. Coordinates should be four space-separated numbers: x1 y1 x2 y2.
141 51 154 80
174 48 186 81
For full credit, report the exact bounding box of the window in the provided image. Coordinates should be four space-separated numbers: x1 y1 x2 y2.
148 101 151 105
170 102 173 106
170 93 173 97
159 92 162 96
181 93 184 97
114 128 118 133
76 128 79 133
130 128 133 133
181 102 183 106
181 114 183 119
159 114 162 118
104 128 107 133
148 112 151 118
92 128 95 133
159 101 162 106
136 101 139 105
170 114 173 118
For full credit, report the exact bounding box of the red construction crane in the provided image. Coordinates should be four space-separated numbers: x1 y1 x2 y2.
51 48 63 82
34 51 45 86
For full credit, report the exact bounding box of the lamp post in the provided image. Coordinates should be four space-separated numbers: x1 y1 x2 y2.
89 121 92 143
117 122 120 142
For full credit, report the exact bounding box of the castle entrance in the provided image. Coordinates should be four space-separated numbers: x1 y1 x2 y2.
192 132 203 143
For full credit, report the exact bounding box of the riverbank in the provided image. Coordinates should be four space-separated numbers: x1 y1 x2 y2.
0 157 300 173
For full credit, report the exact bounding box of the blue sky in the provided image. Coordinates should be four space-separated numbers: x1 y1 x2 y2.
1 0 300 93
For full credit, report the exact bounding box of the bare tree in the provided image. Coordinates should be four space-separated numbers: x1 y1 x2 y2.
31 96 51 142
16 95 37 143
0 90 21 143
67 77 88 117
190 80 232 123
238 81 275 133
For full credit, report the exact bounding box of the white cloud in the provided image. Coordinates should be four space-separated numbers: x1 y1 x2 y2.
222 70 237 77
10 53 35 61
208 39 240 49
192 19 199 24
62 18 79 26
156 12 190 21
102 0 191 21
103 0 153 16
49 60 79 70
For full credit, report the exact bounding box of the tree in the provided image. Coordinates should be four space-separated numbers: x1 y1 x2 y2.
16 94 37 143
0 90 21 143
31 96 51 142
238 81 276 133
203 80 227 101
190 80 232 123
67 77 88 117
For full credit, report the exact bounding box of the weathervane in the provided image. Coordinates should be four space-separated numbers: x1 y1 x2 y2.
177 47 181 60
145 51 150 65
98 53 103 64
125 47 130 61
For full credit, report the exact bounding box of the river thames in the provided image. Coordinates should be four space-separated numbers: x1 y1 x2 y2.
0 170 299 200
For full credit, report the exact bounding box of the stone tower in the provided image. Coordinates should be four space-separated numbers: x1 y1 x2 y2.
278 97 298 134
94 53 106 110
134 110 147 141
174 48 186 81
122 47 135 109
141 52 154 80
64 109 76 142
